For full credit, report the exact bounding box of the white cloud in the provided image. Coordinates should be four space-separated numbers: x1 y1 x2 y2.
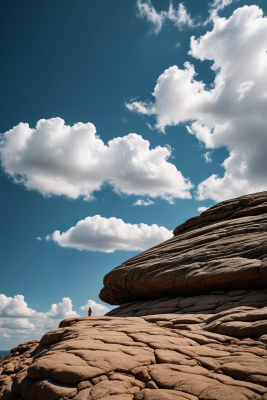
0 294 79 319
197 206 209 213
167 3 194 30
45 298 80 319
133 198 154 206
80 300 111 316
236 81 254 101
203 152 212 163
47 215 173 253
207 0 240 22
0 295 80 347
146 122 154 130
127 6 267 202
0 118 192 203
136 0 195 34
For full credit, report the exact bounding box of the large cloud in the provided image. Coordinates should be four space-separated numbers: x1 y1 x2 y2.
0 295 79 319
0 118 192 203
47 215 173 253
0 294 110 346
127 5 267 201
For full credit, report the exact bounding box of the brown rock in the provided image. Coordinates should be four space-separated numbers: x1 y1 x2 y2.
146 380 158 389
136 369 151 383
51 365 105 385
88 379 133 399
136 389 198 399
198 385 261 400
27 378 77 400
99 192 267 305
77 380 92 391
73 387 92 399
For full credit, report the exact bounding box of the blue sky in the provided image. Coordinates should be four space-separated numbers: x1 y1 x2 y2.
1 0 267 349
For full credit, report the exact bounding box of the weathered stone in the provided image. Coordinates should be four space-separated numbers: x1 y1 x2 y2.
27 378 77 400
100 192 267 305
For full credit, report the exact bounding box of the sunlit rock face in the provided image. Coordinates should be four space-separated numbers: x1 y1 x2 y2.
99 191 267 305
1 314 267 400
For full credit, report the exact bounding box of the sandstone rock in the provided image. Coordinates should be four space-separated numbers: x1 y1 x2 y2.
100 192 267 304
77 380 92 391
73 387 92 400
27 378 77 400
135 389 198 399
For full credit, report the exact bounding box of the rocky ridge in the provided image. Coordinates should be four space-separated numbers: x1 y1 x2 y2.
1 191 267 400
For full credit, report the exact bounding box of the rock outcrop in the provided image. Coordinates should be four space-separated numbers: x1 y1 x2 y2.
99 192 267 305
1 191 267 400
1 314 267 400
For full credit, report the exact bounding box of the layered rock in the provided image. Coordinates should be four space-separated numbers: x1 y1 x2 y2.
1 314 267 399
99 192 267 305
106 288 267 318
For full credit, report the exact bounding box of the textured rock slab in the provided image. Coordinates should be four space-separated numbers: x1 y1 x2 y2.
1 315 267 399
99 192 267 304
106 289 267 317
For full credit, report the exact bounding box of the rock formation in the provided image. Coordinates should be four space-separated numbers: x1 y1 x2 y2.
100 191 267 305
1 191 267 400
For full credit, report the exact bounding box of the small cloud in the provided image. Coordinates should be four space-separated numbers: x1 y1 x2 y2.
133 198 155 206
36 237 42 241
146 122 154 130
47 214 172 253
197 206 209 213
203 152 212 163
236 81 254 101
175 42 181 48
122 118 128 123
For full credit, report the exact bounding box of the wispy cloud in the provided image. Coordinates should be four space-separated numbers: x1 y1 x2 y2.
203 152 212 163
133 198 155 206
136 0 240 34
136 0 195 34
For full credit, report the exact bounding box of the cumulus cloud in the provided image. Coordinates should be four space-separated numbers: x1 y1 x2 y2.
197 206 209 213
0 294 79 319
0 118 192 203
136 0 194 34
133 198 154 206
0 294 80 346
127 6 267 201
80 300 111 316
47 215 173 253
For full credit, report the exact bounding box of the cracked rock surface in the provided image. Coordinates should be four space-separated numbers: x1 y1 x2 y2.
99 191 267 305
1 315 267 400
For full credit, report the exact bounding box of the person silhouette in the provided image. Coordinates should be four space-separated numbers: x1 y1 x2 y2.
88 307 92 317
